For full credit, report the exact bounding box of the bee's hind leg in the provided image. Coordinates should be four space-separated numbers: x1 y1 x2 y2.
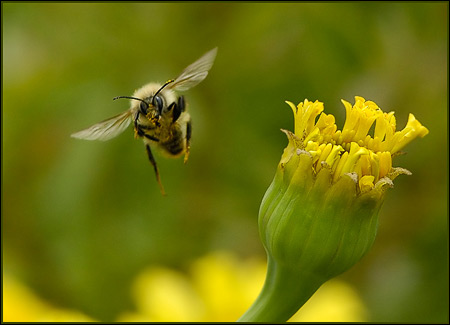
184 120 192 164
145 144 166 196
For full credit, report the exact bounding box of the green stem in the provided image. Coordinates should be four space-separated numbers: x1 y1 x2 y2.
237 257 325 322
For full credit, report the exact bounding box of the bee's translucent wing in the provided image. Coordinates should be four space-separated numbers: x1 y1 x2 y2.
71 110 132 141
168 47 217 92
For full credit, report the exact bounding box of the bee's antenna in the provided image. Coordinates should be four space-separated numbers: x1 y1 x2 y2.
152 79 175 106
113 96 147 105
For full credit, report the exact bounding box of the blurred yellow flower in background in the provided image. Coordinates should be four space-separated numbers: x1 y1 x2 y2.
3 273 96 322
290 279 368 322
119 251 369 322
118 251 266 322
3 252 368 322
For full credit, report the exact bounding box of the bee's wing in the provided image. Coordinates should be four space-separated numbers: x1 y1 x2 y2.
168 47 217 92
71 110 132 141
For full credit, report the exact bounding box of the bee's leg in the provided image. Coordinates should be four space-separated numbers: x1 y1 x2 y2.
144 134 159 142
135 127 146 139
184 120 192 164
166 102 177 122
134 111 141 138
178 95 186 112
171 103 181 123
145 144 166 195
170 96 185 123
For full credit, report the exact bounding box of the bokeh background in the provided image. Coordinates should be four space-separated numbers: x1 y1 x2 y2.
2 2 448 322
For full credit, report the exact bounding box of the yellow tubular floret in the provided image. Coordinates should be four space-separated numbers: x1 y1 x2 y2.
359 175 375 193
390 114 429 154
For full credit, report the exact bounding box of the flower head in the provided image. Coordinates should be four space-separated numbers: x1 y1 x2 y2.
239 96 428 322
283 96 429 194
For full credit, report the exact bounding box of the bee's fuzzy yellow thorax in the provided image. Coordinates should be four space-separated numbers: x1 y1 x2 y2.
132 83 177 106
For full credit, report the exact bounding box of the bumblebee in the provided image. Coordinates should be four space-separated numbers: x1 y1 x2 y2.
71 48 217 195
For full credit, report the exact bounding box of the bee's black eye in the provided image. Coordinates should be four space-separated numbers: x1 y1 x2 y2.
140 101 149 114
154 96 163 112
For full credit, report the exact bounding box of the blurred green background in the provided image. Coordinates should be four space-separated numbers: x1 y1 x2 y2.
2 2 448 322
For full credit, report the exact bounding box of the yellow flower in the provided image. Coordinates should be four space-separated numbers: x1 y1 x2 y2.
118 251 368 322
118 252 266 322
3 274 96 322
3 253 369 322
284 96 429 193
239 96 428 322
290 279 368 322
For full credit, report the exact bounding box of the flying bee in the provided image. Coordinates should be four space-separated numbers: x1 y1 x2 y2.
71 47 218 195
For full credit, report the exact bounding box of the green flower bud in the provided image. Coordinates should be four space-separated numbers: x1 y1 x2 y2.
239 97 428 322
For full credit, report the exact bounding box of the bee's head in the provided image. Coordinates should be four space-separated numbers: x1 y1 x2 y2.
114 79 174 117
